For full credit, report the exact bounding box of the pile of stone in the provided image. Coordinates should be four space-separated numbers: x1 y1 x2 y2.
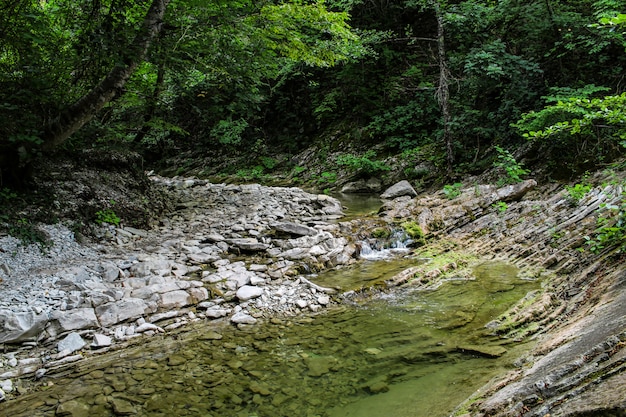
0 177 358 393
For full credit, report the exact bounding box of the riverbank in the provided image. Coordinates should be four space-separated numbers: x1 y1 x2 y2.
1 165 625 416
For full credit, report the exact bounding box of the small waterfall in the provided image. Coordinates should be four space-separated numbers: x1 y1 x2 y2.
359 229 411 260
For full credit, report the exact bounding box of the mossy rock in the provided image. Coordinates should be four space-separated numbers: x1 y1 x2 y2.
401 221 426 246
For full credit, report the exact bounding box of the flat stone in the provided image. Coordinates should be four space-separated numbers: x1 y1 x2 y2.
236 285 264 301
231 312 257 325
159 290 192 309
51 308 99 332
57 332 86 354
273 222 318 237
205 308 230 319
91 334 112 348
95 298 149 327
227 238 269 252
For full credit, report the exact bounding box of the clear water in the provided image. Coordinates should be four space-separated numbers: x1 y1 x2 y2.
1 260 538 417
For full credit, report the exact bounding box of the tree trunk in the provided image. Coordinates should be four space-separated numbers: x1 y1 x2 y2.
433 1 454 177
43 0 170 151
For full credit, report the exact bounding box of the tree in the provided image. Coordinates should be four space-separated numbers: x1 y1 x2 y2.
43 0 170 150
0 0 363 182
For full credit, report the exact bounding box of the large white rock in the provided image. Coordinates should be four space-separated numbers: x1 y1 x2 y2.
0 310 48 344
91 333 112 348
159 290 192 309
231 312 257 324
236 286 264 301
57 332 86 353
51 308 99 332
95 298 149 327
380 180 418 199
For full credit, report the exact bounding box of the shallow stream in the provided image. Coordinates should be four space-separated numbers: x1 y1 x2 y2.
1 257 538 417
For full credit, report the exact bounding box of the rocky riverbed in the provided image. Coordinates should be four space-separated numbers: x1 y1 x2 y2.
1 168 625 416
0 176 362 402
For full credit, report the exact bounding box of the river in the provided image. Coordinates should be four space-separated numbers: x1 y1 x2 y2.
1 259 538 417
0 194 540 417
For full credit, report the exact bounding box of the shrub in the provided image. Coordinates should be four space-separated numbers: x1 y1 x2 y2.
336 150 390 176
493 146 529 186
443 183 463 199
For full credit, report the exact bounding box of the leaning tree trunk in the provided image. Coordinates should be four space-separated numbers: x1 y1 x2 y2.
433 1 454 177
43 0 170 151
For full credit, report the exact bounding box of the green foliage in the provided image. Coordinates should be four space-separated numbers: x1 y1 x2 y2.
336 150 390 176
371 227 391 239
443 183 463 200
316 171 337 184
564 174 593 205
516 92 626 144
493 146 529 186
95 201 121 226
585 193 626 253
8 218 52 249
565 183 592 204
236 166 267 181
400 221 426 246
367 95 439 151
210 118 249 146
492 201 508 214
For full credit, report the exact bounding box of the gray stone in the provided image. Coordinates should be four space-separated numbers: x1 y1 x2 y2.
50 308 99 332
123 226 148 237
135 323 163 333
380 180 418 199
159 290 192 309
95 298 149 327
495 179 537 202
0 310 48 344
227 238 269 252
91 333 112 348
188 287 209 303
57 332 86 354
236 285 264 301
273 222 318 237
0 379 13 393
55 399 91 417
231 312 257 324
0 388 4 402
96 261 120 282
317 295 330 305
205 308 230 319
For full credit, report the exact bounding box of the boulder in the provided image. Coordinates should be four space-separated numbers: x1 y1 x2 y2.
231 312 257 325
57 332 86 354
159 290 192 309
50 308 99 332
95 298 149 327
0 310 48 344
236 286 264 301
380 180 418 200
495 179 537 202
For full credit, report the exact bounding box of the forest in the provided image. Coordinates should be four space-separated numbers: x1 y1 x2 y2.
1 0 626 227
